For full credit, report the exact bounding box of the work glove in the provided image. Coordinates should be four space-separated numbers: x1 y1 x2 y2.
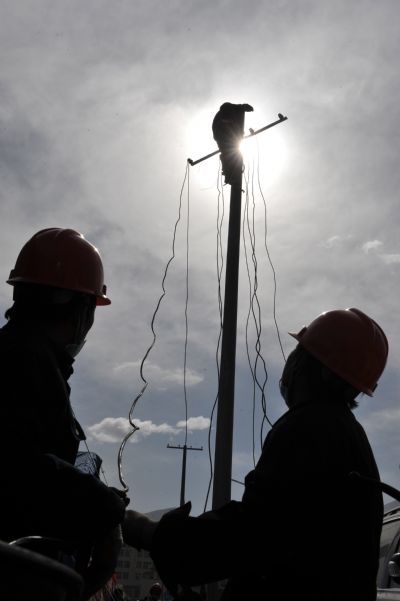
81 525 123 601
122 510 158 551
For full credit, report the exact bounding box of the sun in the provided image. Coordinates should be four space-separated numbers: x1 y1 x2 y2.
185 107 289 189
240 128 288 183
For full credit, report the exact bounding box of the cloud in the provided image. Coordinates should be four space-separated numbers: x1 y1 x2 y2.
361 240 400 265
176 416 210 430
87 415 210 443
362 408 400 435
87 417 180 443
381 254 400 265
362 240 383 254
113 360 204 388
322 235 342 249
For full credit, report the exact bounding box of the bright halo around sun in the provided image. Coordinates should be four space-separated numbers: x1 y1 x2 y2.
240 128 288 184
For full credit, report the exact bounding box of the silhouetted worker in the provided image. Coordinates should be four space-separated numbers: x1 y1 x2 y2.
123 308 388 601
0 228 128 600
212 102 253 185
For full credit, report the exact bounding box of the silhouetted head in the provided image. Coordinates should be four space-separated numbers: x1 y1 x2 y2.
280 344 360 409
5 228 111 356
281 308 388 409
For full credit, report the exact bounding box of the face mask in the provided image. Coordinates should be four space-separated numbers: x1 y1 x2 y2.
280 347 302 407
65 339 86 358
65 297 95 358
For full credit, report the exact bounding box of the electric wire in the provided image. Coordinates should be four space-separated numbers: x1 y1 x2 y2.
256 141 286 365
114 129 285 504
243 157 273 465
117 163 190 494
253 140 286 446
249 167 273 443
231 478 245 486
242 165 258 468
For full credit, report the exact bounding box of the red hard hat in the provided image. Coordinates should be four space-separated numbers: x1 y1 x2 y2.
150 583 162 594
7 228 111 305
289 308 388 396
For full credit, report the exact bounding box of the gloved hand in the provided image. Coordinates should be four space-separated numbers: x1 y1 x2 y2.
122 510 158 551
81 525 123 601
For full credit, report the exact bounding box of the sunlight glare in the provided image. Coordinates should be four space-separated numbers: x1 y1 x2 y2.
240 128 288 184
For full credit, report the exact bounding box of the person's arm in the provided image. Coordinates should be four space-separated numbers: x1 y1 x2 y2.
81 525 123 601
123 500 258 591
0 345 126 542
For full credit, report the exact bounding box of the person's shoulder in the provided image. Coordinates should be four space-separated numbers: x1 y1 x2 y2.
274 400 352 435
0 322 56 369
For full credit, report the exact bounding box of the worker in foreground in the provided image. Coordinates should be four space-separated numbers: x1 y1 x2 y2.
0 228 128 600
123 308 388 601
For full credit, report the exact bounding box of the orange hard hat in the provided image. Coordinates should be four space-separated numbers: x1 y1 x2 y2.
7 228 111 305
289 308 388 396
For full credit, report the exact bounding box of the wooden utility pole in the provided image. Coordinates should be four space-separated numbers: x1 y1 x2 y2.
167 443 203 505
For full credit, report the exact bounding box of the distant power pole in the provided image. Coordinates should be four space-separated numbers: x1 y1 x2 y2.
188 109 287 511
167 443 203 506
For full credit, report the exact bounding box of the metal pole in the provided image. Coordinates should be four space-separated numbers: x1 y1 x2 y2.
211 112 245 511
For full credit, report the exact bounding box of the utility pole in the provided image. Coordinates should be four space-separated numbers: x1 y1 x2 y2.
188 108 287 601
167 443 203 505
211 108 245 511
188 110 287 511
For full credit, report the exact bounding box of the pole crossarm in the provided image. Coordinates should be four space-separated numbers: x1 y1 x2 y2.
167 444 203 451
187 113 288 167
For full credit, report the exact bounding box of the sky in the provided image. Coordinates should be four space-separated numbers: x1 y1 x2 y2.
1 0 400 516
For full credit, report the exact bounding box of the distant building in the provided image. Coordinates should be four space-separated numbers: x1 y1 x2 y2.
115 508 174 601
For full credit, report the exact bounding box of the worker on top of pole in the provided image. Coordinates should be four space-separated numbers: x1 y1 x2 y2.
0 228 128 600
212 102 253 185
123 308 388 601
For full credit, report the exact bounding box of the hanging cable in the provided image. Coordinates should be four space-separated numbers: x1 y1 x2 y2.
117 163 190 494
243 156 273 464
242 163 258 468
252 139 286 446
256 142 286 365
250 158 274 444
248 138 287 449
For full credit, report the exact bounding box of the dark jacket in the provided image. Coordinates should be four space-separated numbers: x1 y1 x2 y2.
0 319 125 546
150 398 383 601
